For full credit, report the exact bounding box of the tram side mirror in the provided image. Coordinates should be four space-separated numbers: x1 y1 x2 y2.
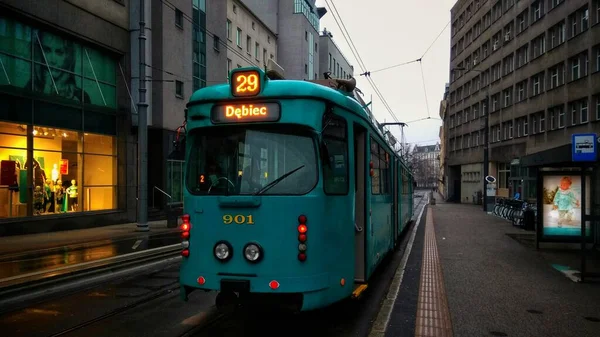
319 139 332 169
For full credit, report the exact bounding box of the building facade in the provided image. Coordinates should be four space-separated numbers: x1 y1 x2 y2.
319 28 354 79
242 0 327 80
144 0 229 209
445 0 600 203
412 144 441 189
0 0 135 235
225 0 278 73
439 83 450 199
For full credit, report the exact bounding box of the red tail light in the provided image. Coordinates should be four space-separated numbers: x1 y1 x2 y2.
297 215 307 262
181 214 191 257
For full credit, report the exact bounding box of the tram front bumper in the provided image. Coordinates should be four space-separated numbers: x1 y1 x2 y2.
180 271 330 294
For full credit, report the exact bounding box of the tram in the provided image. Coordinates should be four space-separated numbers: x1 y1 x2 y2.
178 61 415 312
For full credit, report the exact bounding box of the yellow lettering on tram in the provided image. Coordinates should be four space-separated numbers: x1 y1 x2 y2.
222 214 255 225
225 105 268 120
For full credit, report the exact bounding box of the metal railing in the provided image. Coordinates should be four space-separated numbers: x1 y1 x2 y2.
152 186 171 209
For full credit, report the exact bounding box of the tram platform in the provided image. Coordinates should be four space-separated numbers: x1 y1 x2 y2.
373 194 600 337
0 220 181 289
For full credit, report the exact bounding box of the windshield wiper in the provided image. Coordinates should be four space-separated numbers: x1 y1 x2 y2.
254 165 305 195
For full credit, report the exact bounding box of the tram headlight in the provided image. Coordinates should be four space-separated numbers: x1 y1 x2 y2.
243 243 263 263
214 241 232 262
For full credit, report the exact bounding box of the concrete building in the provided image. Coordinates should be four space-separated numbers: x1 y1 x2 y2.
0 0 136 235
145 0 228 210
444 0 600 203
241 0 327 80
225 0 278 72
438 83 450 199
412 144 441 189
319 28 354 79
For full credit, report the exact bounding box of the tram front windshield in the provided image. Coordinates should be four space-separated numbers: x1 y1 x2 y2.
186 125 318 195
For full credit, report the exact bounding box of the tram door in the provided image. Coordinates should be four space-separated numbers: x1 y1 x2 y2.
353 123 367 283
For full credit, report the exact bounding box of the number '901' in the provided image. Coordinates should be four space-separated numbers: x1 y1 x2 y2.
223 214 255 225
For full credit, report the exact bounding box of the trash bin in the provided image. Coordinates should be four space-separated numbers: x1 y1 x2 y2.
166 202 183 228
522 209 535 231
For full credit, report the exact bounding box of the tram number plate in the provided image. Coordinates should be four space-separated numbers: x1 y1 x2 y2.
221 279 250 292
223 214 255 225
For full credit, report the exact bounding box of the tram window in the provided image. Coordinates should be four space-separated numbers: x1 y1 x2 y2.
379 147 390 195
322 112 348 195
186 125 318 195
370 139 381 195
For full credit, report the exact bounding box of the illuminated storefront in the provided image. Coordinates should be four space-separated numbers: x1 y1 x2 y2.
0 15 120 224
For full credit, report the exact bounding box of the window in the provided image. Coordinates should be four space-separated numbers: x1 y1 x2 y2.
517 80 527 101
531 1 543 22
263 48 267 63
531 72 544 95
236 28 242 47
0 122 118 217
581 99 589 123
175 9 183 28
322 112 348 194
227 20 232 40
186 125 318 195
532 33 546 59
558 105 565 128
503 87 512 107
227 58 232 76
246 36 251 53
370 139 390 195
255 42 259 59
213 35 220 51
175 80 183 97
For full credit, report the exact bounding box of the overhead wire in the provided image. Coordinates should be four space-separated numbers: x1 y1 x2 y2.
324 0 399 123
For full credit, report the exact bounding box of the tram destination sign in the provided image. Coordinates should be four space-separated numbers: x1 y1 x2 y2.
211 102 281 124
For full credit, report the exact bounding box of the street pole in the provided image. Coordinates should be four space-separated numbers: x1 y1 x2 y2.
137 0 149 231
482 92 490 212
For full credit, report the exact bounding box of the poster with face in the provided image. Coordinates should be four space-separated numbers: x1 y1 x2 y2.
2 16 116 108
30 30 91 104
541 175 592 237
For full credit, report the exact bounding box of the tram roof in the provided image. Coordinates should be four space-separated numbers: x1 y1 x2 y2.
188 77 368 121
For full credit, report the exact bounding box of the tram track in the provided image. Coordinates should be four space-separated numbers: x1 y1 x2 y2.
46 283 181 337
0 245 182 315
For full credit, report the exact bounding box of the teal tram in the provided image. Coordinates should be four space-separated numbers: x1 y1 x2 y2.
178 63 415 312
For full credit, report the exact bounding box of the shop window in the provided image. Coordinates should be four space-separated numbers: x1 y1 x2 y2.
32 126 82 214
0 121 29 218
82 133 117 211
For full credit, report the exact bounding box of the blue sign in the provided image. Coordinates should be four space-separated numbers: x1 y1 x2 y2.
571 133 597 162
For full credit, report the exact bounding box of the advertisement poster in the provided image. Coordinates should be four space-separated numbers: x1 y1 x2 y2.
542 175 592 237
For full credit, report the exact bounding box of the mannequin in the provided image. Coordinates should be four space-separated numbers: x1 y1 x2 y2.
55 179 65 213
51 163 59 182
44 179 54 213
34 186 44 215
66 179 78 211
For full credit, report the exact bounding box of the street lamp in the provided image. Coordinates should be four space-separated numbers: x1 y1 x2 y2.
451 66 490 212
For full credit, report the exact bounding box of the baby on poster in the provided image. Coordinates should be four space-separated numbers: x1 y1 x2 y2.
552 176 580 227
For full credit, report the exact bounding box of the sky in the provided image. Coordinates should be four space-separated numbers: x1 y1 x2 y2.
315 0 457 148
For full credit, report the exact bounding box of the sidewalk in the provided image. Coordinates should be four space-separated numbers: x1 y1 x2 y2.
431 202 600 336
